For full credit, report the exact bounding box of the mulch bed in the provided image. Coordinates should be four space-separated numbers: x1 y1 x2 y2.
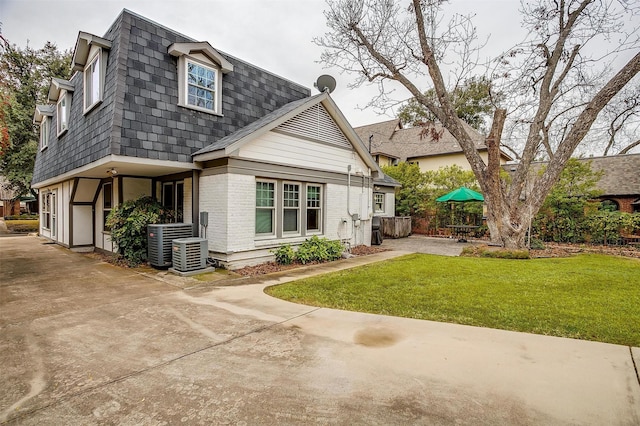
531 242 640 259
234 245 389 277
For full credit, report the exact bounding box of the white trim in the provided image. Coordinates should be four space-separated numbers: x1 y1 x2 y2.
56 90 71 137
176 55 223 116
282 181 301 236
32 155 201 189
83 50 103 114
255 179 277 238
40 116 50 151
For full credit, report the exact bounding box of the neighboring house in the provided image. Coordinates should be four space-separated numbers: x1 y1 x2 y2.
31 9 395 268
0 177 19 217
354 118 512 172
506 154 640 214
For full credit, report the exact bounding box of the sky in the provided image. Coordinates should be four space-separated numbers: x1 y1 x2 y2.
0 0 528 128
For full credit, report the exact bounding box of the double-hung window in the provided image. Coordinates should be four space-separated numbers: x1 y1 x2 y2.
374 193 385 213
256 181 275 236
84 51 103 112
56 90 71 136
40 116 50 150
256 180 323 238
186 60 217 112
283 183 300 234
306 185 322 233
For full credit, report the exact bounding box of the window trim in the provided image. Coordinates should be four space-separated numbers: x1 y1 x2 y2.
41 192 51 230
103 181 112 232
177 55 223 116
374 192 385 213
306 184 322 234
282 182 301 236
256 180 277 238
56 90 71 136
40 116 50 151
83 50 104 114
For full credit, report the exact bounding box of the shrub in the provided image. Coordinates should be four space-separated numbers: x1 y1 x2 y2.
106 196 175 266
272 244 295 265
273 236 344 265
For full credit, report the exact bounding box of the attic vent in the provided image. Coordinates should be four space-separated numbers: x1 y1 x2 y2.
276 104 350 149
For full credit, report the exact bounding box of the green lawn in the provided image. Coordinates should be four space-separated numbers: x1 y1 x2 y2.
266 254 640 346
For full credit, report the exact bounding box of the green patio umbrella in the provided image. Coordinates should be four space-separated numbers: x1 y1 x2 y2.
436 187 484 203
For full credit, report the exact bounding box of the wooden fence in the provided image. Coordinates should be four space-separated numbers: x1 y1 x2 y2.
381 216 412 239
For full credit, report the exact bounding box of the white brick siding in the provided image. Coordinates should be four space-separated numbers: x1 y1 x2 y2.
199 174 229 252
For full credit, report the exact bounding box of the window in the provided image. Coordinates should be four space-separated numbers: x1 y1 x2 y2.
56 91 71 135
42 192 50 229
283 183 300 234
50 192 56 238
256 181 275 235
187 60 217 112
162 181 184 222
374 193 385 213
256 180 324 238
306 185 322 233
40 116 50 150
103 182 112 231
84 52 102 112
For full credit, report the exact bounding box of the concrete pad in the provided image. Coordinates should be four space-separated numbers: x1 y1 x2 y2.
380 234 479 256
1 236 639 425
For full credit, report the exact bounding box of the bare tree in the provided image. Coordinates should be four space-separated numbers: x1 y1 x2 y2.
316 0 640 248
599 84 639 155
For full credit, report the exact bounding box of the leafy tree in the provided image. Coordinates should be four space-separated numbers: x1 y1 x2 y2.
0 40 71 197
382 162 430 216
533 159 603 243
398 76 499 131
316 0 640 249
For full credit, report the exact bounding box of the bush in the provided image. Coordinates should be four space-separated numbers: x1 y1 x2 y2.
4 215 38 220
273 236 344 265
272 244 295 265
106 196 175 266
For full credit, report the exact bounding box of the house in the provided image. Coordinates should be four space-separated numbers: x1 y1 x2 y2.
31 9 396 268
354 118 512 172
506 154 640 214
0 177 20 217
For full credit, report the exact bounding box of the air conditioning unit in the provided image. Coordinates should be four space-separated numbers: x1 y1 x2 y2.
147 223 194 268
172 237 208 272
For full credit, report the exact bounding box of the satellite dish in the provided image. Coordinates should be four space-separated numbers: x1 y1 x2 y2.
315 75 336 93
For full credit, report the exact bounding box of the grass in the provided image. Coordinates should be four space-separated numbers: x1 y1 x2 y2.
266 253 640 346
4 219 39 232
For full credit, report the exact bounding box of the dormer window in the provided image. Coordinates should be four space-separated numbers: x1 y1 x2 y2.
40 116 50 150
84 51 103 112
56 90 71 136
48 78 74 136
33 105 54 151
168 42 234 116
71 32 111 114
187 60 217 112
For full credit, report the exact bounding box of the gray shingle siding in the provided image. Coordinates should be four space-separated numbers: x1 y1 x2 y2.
33 9 310 185
32 13 124 184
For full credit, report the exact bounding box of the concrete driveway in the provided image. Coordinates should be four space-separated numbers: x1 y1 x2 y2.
1 236 639 425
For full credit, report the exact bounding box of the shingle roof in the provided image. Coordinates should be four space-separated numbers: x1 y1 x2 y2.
581 154 640 196
193 93 325 156
354 119 489 162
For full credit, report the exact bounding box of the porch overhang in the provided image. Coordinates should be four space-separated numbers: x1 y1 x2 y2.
32 155 201 189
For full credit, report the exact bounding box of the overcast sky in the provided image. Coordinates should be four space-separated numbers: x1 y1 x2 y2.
1 0 535 128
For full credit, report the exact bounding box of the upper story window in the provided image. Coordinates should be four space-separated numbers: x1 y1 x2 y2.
33 105 54 151
56 90 71 136
168 42 234 116
40 117 50 150
48 78 74 136
84 51 103 112
186 60 217 112
71 32 111 114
